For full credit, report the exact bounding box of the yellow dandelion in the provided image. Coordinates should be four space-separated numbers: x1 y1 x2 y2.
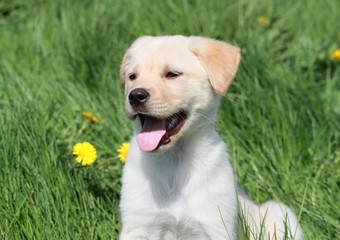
117 142 129 163
82 111 99 124
257 16 271 27
73 142 97 166
330 49 340 61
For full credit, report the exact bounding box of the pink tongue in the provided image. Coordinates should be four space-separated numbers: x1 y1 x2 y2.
136 116 166 152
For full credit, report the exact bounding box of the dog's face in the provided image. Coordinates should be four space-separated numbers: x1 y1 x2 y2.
120 36 240 153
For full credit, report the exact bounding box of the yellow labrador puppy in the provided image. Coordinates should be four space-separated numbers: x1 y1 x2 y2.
119 35 302 240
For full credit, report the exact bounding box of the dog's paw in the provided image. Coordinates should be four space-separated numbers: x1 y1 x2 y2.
259 201 303 240
120 235 147 240
119 230 148 240
120 237 146 240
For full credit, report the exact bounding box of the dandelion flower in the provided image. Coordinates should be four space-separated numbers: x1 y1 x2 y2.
82 111 99 124
117 142 129 163
330 49 340 61
257 16 271 27
73 142 97 166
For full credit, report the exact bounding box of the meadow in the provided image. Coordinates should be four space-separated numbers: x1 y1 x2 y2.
0 0 339 239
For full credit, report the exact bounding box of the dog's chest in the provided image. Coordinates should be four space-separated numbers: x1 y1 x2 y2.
147 158 191 205
121 138 237 239
147 172 213 239
148 157 216 211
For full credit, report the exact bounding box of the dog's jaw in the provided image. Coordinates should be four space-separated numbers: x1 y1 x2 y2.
131 94 220 154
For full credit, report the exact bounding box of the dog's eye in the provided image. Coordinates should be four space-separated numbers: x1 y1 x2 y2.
166 71 181 79
129 73 137 80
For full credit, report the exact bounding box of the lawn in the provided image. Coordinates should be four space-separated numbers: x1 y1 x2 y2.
0 0 339 239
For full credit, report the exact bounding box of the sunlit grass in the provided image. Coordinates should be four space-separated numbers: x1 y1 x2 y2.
0 0 339 239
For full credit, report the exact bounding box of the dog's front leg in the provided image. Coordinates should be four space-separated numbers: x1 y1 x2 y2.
119 207 158 240
120 168 160 239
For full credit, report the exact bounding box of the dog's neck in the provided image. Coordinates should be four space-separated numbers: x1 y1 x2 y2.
137 124 226 207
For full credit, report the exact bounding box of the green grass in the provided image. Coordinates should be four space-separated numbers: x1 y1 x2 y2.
0 0 339 239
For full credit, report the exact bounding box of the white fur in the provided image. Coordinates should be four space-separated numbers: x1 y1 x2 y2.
119 36 302 240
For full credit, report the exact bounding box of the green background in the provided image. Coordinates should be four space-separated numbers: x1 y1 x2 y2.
0 0 339 239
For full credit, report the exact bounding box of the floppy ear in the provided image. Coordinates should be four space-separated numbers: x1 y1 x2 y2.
189 37 241 95
119 51 129 86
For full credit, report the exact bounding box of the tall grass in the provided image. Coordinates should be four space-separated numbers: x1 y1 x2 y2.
0 0 339 239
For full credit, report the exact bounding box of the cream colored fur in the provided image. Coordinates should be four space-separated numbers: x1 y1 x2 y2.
119 35 302 240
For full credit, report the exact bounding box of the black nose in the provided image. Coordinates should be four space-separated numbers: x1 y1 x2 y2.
128 88 150 106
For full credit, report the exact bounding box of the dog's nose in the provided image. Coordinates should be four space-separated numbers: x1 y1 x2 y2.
128 88 150 106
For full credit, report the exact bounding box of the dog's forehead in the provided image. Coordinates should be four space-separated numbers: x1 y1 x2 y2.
129 37 193 66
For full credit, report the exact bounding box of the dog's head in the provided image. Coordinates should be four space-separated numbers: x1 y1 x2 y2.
120 36 240 153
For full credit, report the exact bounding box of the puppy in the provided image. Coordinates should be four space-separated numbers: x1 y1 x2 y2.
119 35 302 240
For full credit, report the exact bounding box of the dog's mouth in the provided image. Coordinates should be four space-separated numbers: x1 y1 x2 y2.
136 111 187 152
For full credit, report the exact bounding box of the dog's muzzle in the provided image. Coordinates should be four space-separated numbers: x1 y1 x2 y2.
127 88 187 152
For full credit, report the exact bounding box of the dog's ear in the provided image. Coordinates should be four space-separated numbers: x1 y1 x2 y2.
119 51 129 86
189 37 241 95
